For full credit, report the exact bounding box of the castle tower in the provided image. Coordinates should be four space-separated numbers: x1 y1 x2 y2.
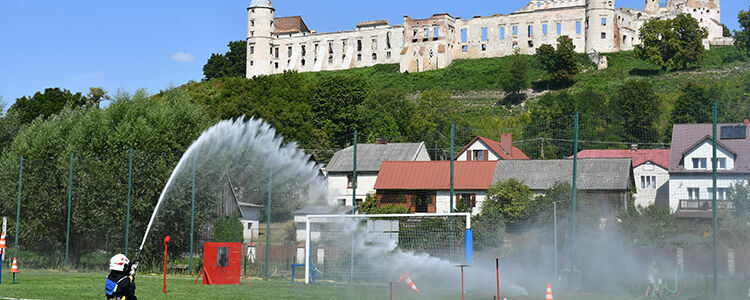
247 0 275 78
644 0 659 14
585 0 617 53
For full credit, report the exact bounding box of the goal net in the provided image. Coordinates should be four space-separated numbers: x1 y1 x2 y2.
302 213 472 284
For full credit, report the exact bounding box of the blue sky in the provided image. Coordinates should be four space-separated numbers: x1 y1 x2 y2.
0 0 746 107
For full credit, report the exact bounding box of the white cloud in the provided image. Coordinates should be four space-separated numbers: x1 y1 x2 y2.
171 52 195 63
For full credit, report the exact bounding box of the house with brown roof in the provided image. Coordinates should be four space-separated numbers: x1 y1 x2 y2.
574 147 670 208
374 161 496 214
454 134 529 161
669 122 750 218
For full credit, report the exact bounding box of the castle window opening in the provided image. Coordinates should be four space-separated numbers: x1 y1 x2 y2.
434 27 439 39
461 29 468 43
500 27 505 39
250 31 254 37
372 53 377 60
357 39 362 52
342 40 347 50
660 0 667 7
386 32 392 49
274 62 278 69
481 27 488 41
386 51 391 59
601 32 606 39
301 59 305 66
424 28 430 41
513 26 518 36
250 20 255 27
301 45 306 56
287 46 292 57
528 40 533 48
576 21 581 34
357 54 362 61
482 44 487 51
413 29 418 41
462 45 468 52
274 47 279 59
528 25 533 37
543 24 548 35
328 42 333 54
249 44 255 54
601 18 606 26
556 23 562 34
249 61 253 66
372 38 378 51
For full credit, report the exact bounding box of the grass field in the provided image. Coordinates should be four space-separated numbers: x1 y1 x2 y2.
0 270 680 300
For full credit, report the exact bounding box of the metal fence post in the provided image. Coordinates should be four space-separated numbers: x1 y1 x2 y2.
570 112 579 270
450 124 455 260
126 148 133 257
553 201 558 284
712 100 718 296
13 156 23 262
350 130 357 283
190 154 196 274
65 152 74 266
265 165 272 278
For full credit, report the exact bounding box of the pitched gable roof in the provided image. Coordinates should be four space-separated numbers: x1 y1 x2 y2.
455 136 529 160
670 123 750 173
274 16 310 34
492 159 632 190
374 161 496 190
573 149 670 169
326 143 427 173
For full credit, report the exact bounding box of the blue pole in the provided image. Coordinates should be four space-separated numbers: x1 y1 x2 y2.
464 229 473 265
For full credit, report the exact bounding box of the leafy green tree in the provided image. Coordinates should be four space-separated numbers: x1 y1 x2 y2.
485 179 534 225
203 41 247 79
360 194 409 214
536 36 580 83
407 89 460 148
723 24 732 37
612 80 662 142
500 49 530 97
85 87 111 108
9 88 87 124
213 213 244 243
736 9 750 56
618 205 674 246
357 88 414 143
311 74 371 148
671 82 712 124
635 13 708 70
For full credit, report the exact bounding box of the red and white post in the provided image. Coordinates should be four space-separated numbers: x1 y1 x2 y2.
163 235 170 294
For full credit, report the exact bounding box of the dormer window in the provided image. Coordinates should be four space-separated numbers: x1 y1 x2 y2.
472 150 485 161
692 158 707 169
717 158 727 169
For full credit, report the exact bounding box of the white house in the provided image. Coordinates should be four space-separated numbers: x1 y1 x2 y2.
574 148 671 208
669 122 750 218
454 134 529 161
325 141 430 207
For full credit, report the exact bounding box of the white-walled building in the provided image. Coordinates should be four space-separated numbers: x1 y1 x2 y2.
574 148 671 208
669 123 750 218
455 134 530 161
325 142 430 207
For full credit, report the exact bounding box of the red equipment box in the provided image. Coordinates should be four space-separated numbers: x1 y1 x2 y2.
202 242 242 285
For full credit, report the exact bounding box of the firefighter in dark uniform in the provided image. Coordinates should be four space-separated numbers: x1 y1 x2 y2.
105 254 137 300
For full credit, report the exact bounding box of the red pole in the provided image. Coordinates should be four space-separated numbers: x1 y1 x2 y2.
460 266 465 300
163 236 170 294
496 257 500 300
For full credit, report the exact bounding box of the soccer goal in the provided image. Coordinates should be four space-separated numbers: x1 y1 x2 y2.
303 213 472 284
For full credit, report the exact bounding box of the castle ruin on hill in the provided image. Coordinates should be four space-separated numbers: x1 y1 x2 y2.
246 0 730 77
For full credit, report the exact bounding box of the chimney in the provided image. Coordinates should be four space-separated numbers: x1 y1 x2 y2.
375 138 388 145
500 133 512 155
631 144 638 152
744 119 749 125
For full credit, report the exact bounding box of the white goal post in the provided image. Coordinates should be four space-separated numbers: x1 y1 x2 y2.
304 212 472 284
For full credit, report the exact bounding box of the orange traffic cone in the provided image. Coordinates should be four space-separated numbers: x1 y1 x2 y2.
10 257 18 273
398 272 419 293
545 284 554 300
0 231 6 249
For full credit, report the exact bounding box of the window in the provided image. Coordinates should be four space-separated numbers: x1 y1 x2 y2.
458 194 476 208
274 62 278 69
688 188 700 200
543 24 548 35
434 27 440 38
640 176 657 189
301 45 306 56
602 18 607 26
249 61 253 66
357 54 362 61
355 198 363 208
461 29 468 43
462 45 468 52
372 38 378 51
372 53 377 60
717 158 727 169
692 158 707 169
528 25 533 37
217 247 229 267
482 27 488 41
482 44 487 51
500 27 505 39
249 44 255 54
601 32 606 39
424 28 430 40
472 150 485 161
386 32 392 49
338 199 346 206
347 174 356 189
709 188 729 200
287 46 292 57
301 59 305 66
576 21 581 34
556 23 562 34
250 20 255 27
247 222 253 230
357 40 362 52
386 51 391 59
513 26 518 36
720 125 747 139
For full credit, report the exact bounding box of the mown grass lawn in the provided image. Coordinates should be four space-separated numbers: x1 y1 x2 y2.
0 270 667 300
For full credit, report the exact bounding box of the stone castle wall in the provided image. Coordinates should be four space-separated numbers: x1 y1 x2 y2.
246 0 725 78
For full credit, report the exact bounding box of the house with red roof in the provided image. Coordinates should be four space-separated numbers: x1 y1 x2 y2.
574 147 670 208
454 134 529 161
374 161 497 214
